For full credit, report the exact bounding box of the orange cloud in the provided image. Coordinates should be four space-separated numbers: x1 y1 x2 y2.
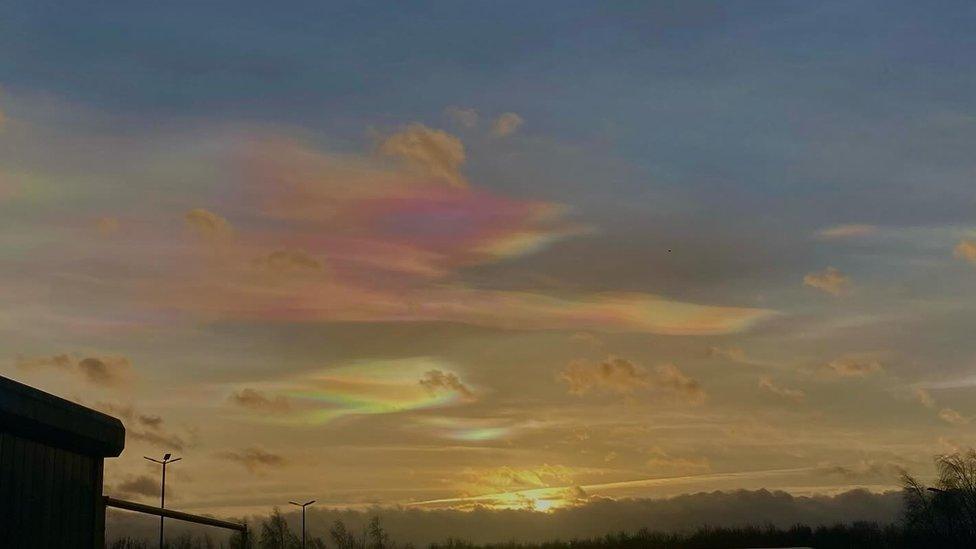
954 238 976 264
803 267 850 296
939 408 969 425
379 123 468 187
915 387 935 408
185 208 233 240
821 356 883 378
493 112 524 137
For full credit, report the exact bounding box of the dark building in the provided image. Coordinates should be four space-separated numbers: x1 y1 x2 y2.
0 375 125 548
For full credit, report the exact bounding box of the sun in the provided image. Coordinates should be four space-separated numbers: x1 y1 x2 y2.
532 498 558 512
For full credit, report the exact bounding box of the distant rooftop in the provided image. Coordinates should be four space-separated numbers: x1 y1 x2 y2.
0 375 125 457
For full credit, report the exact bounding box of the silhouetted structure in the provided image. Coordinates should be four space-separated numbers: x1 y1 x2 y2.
0 375 125 548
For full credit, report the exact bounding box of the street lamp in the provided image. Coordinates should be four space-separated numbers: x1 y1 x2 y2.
289 499 316 548
144 453 181 549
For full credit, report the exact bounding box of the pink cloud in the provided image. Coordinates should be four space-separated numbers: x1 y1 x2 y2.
80 131 774 336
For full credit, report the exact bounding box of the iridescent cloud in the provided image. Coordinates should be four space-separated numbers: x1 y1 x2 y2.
232 358 473 425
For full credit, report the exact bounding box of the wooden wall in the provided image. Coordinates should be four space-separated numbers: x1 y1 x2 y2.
0 430 105 548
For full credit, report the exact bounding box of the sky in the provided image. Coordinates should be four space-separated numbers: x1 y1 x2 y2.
3 0 976 527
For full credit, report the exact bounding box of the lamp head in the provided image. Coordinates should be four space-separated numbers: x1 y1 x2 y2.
163 453 172 461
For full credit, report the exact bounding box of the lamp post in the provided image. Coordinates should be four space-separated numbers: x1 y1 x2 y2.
289 499 316 548
144 453 181 549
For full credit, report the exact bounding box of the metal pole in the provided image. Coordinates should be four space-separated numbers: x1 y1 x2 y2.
160 460 166 549
290 499 315 549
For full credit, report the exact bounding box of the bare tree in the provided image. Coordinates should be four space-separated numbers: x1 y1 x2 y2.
903 450 976 546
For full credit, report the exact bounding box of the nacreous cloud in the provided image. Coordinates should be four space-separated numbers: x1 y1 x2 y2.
101 131 774 336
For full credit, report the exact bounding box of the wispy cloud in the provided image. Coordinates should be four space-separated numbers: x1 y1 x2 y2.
445 106 479 128
758 376 805 403
915 387 935 408
815 224 878 240
939 408 969 425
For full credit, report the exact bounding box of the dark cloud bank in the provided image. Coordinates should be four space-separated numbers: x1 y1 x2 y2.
107 488 902 546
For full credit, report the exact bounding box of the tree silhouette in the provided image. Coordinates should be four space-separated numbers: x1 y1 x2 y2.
902 450 976 546
259 507 300 549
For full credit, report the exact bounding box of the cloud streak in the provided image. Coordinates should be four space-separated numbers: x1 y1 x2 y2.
216 447 286 473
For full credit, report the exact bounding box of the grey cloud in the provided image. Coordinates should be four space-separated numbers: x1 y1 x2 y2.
16 353 131 387
228 388 292 414
185 208 233 239
419 369 475 401
216 447 286 473
562 356 704 403
113 475 160 500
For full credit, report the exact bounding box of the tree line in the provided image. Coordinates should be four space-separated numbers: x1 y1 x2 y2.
111 450 976 548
